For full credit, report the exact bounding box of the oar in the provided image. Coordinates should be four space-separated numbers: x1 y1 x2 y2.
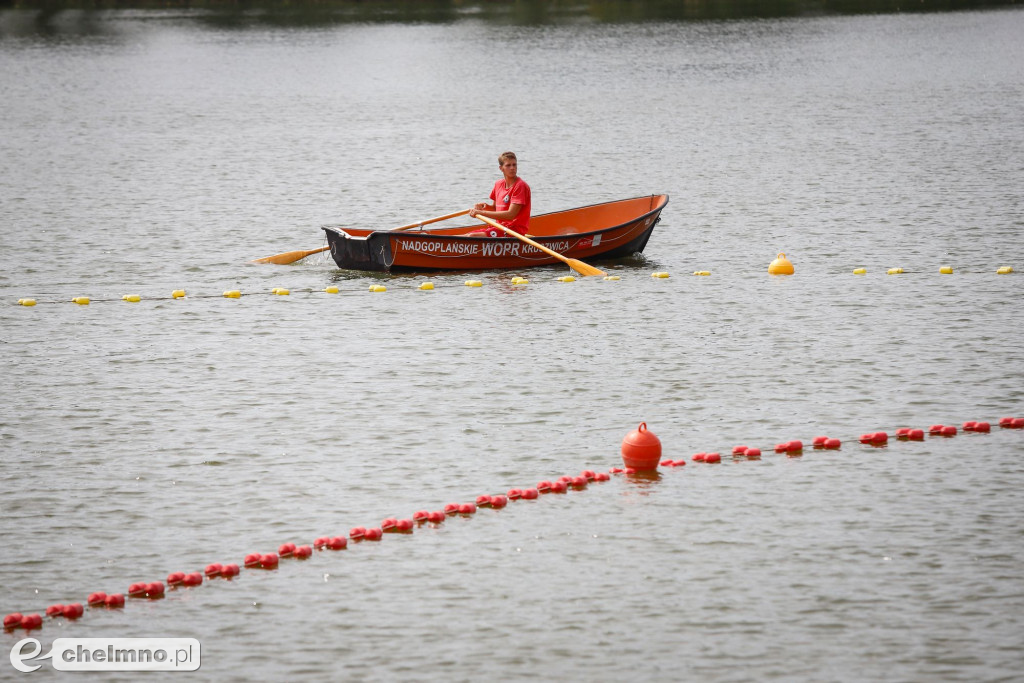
474 214 606 277
252 209 472 265
392 208 471 232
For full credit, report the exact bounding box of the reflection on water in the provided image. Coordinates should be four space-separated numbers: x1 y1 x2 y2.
1 0 1020 36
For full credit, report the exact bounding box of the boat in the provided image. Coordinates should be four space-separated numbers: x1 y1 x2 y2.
321 194 669 273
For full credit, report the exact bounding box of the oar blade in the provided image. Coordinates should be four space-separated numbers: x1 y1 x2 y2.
251 246 329 265
567 259 606 277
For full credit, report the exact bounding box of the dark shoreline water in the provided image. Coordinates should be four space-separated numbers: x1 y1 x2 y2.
2 0 1021 32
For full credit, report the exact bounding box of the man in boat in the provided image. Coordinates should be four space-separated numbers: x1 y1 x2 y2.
467 151 532 237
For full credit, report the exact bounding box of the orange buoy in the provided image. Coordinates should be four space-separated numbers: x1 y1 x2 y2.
621 422 662 470
768 252 795 275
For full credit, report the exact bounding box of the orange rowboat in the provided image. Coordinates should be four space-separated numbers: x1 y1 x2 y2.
322 194 669 273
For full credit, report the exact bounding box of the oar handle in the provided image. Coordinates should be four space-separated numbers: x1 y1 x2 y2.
393 208 472 232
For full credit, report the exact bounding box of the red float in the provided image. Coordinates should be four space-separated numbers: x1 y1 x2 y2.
294 545 312 558
87 592 107 607
349 527 366 540
745 448 762 458
221 564 240 578
364 528 383 540
522 488 539 499
824 439 841 450
581 470 597 481
395 519 414 532
974 421 991 432
621 422 662 471
260 553 279 569
490 495 508 508
244 553 262 567
413 510 430 522
167 571 186 586
458 504 477 515
4 613 23 630
475 495 493 508
693 453 706 462
929 424 945 434
182 573 202 587
326 536 348 550
105 594 125 608
507 488 523 500
205 563 223 578
733 445 749 454
278 542 296 557
908 429 925 440
704 453 721 463
941 425 957 436
550 481 568 493
381 518 398 531
46 604 63 618
786 440 803 452
443 504 459 515
595 472 611 480
427 511 445 523
20 614 42 629
536 480 552 492
62 604 84 619
128 583 147 598
570 476 587 489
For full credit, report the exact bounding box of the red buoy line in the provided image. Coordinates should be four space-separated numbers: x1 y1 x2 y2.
4 415 1022 633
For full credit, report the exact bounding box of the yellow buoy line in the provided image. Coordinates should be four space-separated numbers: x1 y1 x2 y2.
12 261 1015 307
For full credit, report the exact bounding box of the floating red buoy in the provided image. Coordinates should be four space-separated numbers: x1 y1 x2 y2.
278 542 296 557
733 445 749 454
295 545 312 558
62 604 84 620
974 421 990 432
999 417 1023 428
167 571 186 586
349 527 366 540
704 453 722 463
21 614 43 630
490 495 508 508
929 424 945 435
182 573 202 587
570 476 588 489
941 425 957 436
313 537 329 549
326 536 348 550
457 504 477 515
507 488 523 500
908 429 925 441
550 481 568 493
128 583 147 598
522 488 539 499
475 495 493 508
244 553 262 567
580 470 597 481
395 520 414 533
381 518 398 531
205 563 223 578
786 440 803 452
745 448 761 458
221 564 240 578
823 439 841 450
963 421 977 431
4 613 23 630
595 472 611 480
260 553 279 569
621 422 662 471
148 582 165 598
87 592 107 607
364 528 383 541
609 467 623 474
536 480 552 492
427 511 445 523
46 604 63 618
105 594 125 608
443 504 459 515
896 428 911 438
413 510 430 523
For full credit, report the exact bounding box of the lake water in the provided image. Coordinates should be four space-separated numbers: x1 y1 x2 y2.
1 6 1023 681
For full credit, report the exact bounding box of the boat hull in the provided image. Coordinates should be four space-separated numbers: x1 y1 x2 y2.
322 194 668 273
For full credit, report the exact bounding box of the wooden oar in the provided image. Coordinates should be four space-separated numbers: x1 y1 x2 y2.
252 209 472 265
474 214 606 277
